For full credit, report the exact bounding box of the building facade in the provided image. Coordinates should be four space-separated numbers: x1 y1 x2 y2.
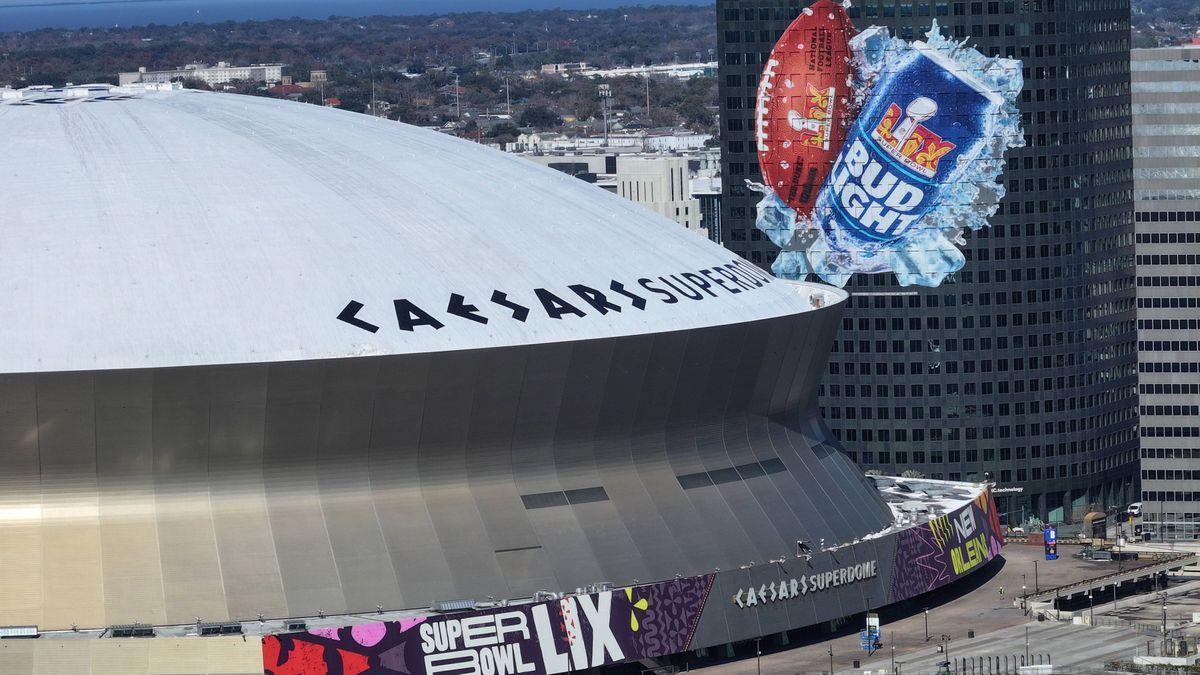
717 0 1139 523
1133 46 1200 540
119 62 284 87
616 155 705 235
692 176 724 243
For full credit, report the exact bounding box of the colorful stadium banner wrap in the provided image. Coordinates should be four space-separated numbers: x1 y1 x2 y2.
263 575 715 675
889 489 1004 600
754 5 1024 288
263 491 1004 673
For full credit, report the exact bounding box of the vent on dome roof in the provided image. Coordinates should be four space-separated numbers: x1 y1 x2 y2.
521 487 610 509
676 458 789 490
432 599 476 612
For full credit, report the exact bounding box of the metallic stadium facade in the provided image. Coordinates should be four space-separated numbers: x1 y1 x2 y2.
0 84 1002 675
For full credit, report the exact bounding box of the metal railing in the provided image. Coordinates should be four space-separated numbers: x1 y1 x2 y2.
949 653 1051 674
1025 553 1197 603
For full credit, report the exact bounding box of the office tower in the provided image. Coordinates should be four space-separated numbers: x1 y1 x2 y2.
717 0 1138 522
1133 46 1200 540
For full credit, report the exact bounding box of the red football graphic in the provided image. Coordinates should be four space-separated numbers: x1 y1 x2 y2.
755 0 857 219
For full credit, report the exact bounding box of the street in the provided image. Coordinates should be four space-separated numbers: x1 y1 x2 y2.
690 543 1154 674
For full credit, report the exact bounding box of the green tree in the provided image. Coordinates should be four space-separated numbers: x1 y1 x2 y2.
486 121 521 142
518 105 562 129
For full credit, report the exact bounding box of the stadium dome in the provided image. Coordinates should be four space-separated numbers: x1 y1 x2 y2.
0 85 901 639
1 84 839 373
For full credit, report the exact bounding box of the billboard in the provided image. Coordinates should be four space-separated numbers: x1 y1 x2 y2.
888 491 1005 600
263 576 715 675
753 1 1024 287
263 490 1004 674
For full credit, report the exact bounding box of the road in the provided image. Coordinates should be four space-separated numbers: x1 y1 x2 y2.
689 543 1151 674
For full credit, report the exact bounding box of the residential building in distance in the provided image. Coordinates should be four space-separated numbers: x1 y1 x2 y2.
118 62 284 87
510 128 712 153
717 0 1138 524
539 62 589 76
1133 46 1200 540
576 61 719 79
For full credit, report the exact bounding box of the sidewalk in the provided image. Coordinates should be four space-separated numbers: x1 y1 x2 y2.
689 544 1159 674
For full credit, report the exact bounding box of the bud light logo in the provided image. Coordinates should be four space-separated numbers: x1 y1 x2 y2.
826 138 926 241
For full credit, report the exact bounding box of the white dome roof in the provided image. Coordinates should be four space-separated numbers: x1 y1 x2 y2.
0 85 841 373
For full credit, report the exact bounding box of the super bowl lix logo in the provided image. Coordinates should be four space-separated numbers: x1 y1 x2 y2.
793 84 836 151
872 97 955 179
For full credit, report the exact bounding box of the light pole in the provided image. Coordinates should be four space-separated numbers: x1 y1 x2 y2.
1034 560 1040 593
755 638 761 675
1161 592 1169 635
923 607 930 641
828 644 834 675
890 632 896 674
1088 588 1094 623
1025 625 1030 665
1117 526 1125 572
597 84 611 146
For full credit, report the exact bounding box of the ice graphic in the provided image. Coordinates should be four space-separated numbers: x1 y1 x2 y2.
753 20 1024 288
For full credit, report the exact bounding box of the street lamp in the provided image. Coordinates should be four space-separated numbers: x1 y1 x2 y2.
890 633 896 674
828 644 834 675
924 607 930 641
1088 588 1094 623
1034 560 1040 593
597 84 611 146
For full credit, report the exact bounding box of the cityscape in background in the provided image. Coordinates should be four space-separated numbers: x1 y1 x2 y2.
3 0 1200 673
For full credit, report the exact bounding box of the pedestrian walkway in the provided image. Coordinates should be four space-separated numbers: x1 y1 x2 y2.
857 621 1148 674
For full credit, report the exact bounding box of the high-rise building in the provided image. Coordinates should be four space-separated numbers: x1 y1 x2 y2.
717 0 1138 522
1133 46 1200 540
616 155 706 236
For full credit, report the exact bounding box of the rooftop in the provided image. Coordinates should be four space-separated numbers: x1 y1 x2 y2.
0 84 838 374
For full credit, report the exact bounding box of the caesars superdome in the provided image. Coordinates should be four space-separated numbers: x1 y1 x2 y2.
0 85 1002 672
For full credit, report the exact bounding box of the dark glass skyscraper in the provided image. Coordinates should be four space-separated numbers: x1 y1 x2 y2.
717 0 1138 523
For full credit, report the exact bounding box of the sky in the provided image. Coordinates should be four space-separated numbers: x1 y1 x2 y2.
0 0 707 32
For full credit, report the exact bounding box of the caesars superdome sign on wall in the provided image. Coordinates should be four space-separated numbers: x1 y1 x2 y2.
733 560 878 609
752 0 1024 287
